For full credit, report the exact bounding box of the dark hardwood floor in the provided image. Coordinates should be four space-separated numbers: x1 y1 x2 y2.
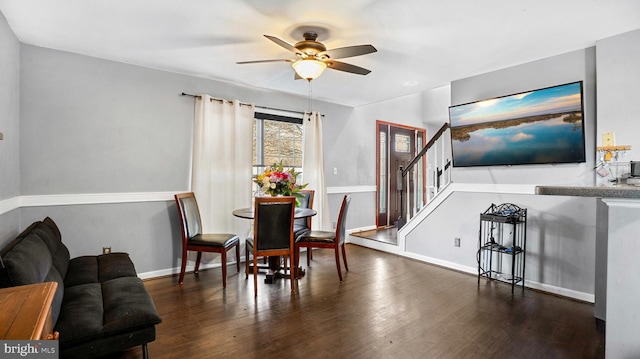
113 244 603 359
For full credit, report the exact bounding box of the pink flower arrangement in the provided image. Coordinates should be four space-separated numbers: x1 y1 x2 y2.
253 161 307 198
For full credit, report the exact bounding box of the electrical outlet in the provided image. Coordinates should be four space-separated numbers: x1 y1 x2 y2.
454 237 461 247
103 247 111 255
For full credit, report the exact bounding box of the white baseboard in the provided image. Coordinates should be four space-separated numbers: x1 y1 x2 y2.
138 249 312 281
138 260 226 280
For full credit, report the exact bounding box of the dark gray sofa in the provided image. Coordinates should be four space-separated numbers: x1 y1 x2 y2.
0 217 161 358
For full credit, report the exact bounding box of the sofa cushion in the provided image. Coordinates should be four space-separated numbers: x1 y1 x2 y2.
41 217 70 278
1 222 43 286
55 277 162 349
0 227 66 324
102 277 162 333
65 253 137 287
30 220 70 280
64 256 99 287
98 253 138 281
55 283 104 347
2 233 53 285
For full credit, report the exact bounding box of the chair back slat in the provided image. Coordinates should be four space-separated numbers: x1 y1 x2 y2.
177 194 202 239
294 190 314 229
255 197 295 251
336 194 352 245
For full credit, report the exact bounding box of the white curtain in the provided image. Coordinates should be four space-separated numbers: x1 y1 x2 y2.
191 95 254 244
302 111 331 231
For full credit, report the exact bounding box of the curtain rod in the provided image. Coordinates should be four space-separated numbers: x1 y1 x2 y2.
181 92 321 117
181 92 252 108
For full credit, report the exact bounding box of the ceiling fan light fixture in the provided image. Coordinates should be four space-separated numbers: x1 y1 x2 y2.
292 59 327 80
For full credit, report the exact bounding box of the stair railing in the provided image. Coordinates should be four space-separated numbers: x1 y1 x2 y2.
397 122 451 228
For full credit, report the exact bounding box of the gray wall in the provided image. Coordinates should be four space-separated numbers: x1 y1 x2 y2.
593 29 640 356
450 48 596 186
19 46 192 195
18 44 353 196
4 9 639 293
5 41 361 273
19 202 181 274
596 28 640 159
404 48 600 298
322 92 428 231
406 192 597 296
0 12 21 242
324 92 426 187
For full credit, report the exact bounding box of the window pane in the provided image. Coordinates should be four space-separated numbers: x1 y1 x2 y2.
252 120 257 165
379 131 387 213
395 134 411 153
253 118 303 169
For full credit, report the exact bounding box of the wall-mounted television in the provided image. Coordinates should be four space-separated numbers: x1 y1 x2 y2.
448 81 586 167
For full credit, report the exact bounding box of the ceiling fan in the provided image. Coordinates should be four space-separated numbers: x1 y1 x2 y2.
237 31 377 81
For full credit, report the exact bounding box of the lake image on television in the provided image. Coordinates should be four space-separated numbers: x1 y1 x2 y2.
449 82 585 167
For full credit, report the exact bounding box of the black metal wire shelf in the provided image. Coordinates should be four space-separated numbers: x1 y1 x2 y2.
477 203 527 294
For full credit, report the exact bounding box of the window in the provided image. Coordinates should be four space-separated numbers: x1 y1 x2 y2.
253 111 303 177
395 134 411 153
379 131 387 213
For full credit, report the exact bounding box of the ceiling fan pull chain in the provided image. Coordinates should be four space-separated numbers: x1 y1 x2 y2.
308 80 313 114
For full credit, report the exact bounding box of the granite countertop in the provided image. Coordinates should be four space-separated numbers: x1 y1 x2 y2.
535 184 640 198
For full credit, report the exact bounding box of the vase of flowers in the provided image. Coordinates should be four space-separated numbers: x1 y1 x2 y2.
253 161 308 203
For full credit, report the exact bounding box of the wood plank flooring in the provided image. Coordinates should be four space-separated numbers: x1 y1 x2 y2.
111 244 604 359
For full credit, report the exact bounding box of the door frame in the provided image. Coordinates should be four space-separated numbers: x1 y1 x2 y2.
375 120 426 228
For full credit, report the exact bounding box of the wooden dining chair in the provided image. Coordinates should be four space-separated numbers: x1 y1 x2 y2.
245 196 296 297
295 194 351 281
174 192 240 288
294 190 315 265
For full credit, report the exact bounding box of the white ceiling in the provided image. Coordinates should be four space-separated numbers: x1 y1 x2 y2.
1 0 639 107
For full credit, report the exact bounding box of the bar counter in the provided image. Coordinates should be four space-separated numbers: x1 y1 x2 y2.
535 184 640 198
536 182 640 357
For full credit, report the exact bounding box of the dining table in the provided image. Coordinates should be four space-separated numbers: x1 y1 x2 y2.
232 207 316 220
233 206 317 284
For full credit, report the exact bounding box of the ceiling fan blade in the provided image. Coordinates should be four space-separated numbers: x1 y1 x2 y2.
319 44 377 60
294 72 303 80
264 35 302 55
326 60 372 75
236 59 294 64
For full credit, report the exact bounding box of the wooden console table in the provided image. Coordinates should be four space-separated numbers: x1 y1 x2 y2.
0 282 59 340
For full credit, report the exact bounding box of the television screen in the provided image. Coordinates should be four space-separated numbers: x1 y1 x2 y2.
448 81 586 167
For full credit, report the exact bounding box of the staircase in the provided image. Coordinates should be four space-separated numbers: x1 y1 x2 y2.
397 122 452 228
